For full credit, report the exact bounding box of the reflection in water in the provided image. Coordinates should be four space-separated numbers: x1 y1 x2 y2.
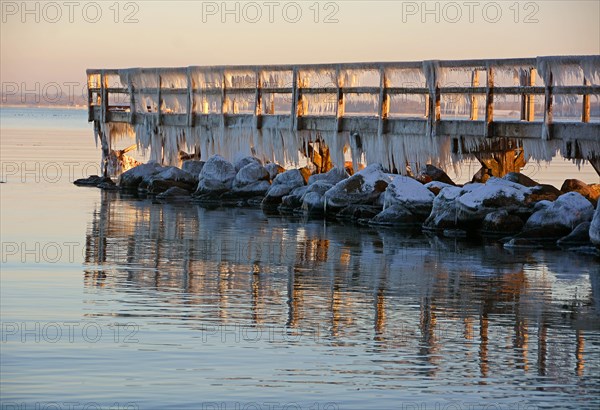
83 192 600 407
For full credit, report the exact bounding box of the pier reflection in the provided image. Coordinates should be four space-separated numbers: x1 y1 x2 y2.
84 192 600 384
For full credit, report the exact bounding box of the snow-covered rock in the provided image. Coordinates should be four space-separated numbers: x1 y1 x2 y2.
119 162 165 189
324 164 391 209
262 169 306 207
456 178 531 224
155 166 197 184
590 205 600 247
232 162 270 196
299 181 334 216
308 167 349 186
422 185 483 231
235 156 262 172
523 192 595 238
195 155 237 195
383 176 434 218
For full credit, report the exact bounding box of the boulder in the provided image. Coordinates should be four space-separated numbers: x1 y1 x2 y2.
299 166 312 184
156 186 192 201
424 181 454 196
481 210 524 235
369 204 417 226
557 222 592 248
299 181 334 216
235 156 262 172
383 176 435 218
503 172 539 187
141 166 197 194
262 169 306 207
74 175 113 187
280 186 308 211
415 164 455 186
590 205 600 247
524 184 562 205
336 205 381 221
324 164 391 210
522 192 595 239
264 163 285 180
308 167 349 186
194 155 237 195
181 160 205 178
456 178 531 225
119 162 165 189
232 162 271 196
561 179 600 206
422 186 463 231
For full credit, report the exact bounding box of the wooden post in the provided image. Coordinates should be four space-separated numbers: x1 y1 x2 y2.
335 66 345 133
221 69 227 114
484 66 494 138
87 74 94 122
269 93 275 114
543 71 553 140
100 70 108 123
520 68 535 121
254 69 262 129
470 70 479 121
377 66 390 137
291 68 299 131
582 78 590 123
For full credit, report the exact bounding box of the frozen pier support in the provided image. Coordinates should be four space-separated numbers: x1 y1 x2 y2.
87 55 600 177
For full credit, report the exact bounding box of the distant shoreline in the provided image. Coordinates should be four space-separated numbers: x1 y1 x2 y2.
0 104 86 110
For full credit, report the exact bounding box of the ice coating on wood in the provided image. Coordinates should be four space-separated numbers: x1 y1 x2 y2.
91 57 599 176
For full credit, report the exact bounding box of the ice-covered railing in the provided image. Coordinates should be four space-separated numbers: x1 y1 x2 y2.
87 55 600 173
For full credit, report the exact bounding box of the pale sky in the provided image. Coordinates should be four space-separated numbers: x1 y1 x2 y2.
1 0 599 92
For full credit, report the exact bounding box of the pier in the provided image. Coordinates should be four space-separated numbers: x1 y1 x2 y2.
87 55 600 177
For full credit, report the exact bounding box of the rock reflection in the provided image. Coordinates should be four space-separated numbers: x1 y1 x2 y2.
84 192 600 385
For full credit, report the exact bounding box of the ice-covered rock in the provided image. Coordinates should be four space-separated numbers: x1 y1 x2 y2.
262 169 306 207
182 160 205 178
383 176 434 218
522 192 595 239
422 185 483 231
155 167 197 184
299 181 334 216
195 155 237 195
235 156 262 172
308 167 349 186
324 164 391 210
264 163 285 180
119 162 165 189
232 162 270 196
336 205 381 221
456 178 531 224
590 205 600 247
481 210 524 234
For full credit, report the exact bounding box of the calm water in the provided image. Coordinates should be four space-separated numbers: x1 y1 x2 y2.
1 107 599 409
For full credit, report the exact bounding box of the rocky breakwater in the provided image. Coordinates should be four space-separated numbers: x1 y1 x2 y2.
77 156 600 253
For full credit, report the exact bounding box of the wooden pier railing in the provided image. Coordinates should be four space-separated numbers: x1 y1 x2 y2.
87 55 600 176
